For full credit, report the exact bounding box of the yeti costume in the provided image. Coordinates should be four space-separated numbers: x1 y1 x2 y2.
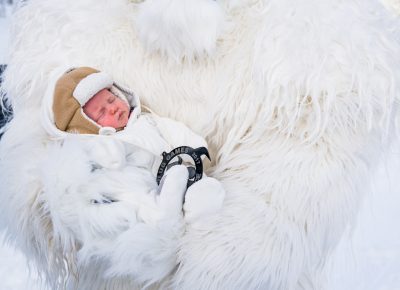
1 0 400 289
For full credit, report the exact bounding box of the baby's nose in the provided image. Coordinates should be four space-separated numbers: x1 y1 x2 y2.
109 105 118 114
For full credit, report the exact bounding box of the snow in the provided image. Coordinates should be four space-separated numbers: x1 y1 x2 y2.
0 235 40 290
0 4 399 290
328 148 400 290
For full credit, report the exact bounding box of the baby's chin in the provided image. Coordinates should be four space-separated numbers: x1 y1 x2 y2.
100 119 127 129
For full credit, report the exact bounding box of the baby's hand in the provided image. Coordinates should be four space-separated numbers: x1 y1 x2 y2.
183 177 225 224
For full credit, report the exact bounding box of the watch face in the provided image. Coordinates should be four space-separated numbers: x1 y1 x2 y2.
157 146 210 188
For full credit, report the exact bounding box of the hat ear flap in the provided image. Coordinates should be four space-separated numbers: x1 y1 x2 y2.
136 0 225 61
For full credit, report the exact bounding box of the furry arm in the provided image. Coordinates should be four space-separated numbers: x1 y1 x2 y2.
41 137 188 285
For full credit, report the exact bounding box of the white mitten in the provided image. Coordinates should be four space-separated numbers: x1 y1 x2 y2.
183 177 225 224
157 165 188 219
136 0 225 61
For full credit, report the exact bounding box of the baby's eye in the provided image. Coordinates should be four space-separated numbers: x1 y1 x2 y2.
108 96 116 103
97 108 105 121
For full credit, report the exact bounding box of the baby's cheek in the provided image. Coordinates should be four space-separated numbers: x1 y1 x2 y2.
121 114 129 127
99 116 117 128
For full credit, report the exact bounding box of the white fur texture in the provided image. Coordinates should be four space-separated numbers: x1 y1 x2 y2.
382 0 400 14
136 0 225 61
1 0 400 289
39 136 188 288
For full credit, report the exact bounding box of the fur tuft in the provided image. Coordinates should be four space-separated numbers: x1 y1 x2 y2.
135 0 225 61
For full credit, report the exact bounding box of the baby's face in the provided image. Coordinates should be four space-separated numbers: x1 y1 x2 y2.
83 89 130 129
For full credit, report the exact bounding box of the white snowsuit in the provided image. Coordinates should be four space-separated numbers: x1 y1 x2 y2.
39 68 225 286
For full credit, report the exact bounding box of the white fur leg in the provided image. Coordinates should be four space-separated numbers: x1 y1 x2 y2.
183 177 225 224
104 219 184 287
135 0 225 61
41 137 183 287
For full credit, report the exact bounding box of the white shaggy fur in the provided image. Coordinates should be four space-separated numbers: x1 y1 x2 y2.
40 137 188 288
1 0 400 289
135 0 225 61
382 0 400 14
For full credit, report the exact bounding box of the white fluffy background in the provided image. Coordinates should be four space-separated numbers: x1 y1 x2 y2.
327 150 400 290
0 1 400 289
382 0 400 13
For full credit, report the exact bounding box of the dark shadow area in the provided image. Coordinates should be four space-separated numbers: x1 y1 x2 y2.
1 64 13 138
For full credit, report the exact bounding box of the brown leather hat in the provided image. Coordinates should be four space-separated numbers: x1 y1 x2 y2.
53 67 113 134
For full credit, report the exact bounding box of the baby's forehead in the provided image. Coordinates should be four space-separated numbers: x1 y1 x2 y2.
94 88 115 99
87 89 116 104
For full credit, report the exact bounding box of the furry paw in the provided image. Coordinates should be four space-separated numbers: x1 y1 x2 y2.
183 177 225 224
157 165 188 218
136 0 225 61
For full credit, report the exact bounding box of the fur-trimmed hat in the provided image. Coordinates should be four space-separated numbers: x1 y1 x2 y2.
53 67 116 134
